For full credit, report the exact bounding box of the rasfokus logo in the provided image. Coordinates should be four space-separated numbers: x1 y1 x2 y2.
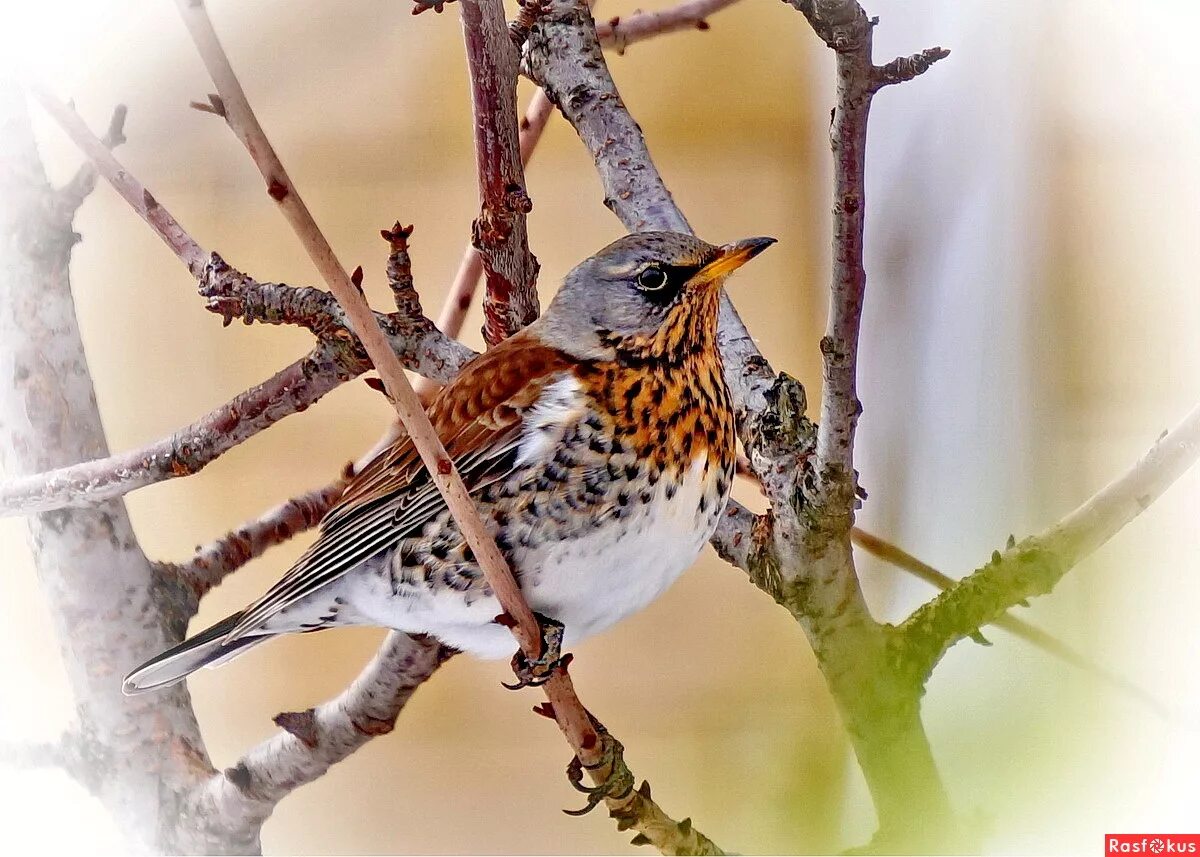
1107 835 1200 854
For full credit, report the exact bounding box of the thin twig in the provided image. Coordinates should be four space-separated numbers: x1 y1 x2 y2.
595 0 740 54
3 91 474 515
169 477 350 599
52 104 127 220
27 84 206 275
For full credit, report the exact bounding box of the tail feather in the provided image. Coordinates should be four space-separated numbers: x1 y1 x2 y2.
123 611 267 695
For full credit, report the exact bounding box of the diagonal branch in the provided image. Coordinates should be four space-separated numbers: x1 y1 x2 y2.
900 403 1200 686
3 90 474 516
28 84 206 275
167 476 350 599
52 104 127 221
183 632 451 850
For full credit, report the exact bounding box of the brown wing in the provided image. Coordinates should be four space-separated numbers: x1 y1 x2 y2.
224 331 572 641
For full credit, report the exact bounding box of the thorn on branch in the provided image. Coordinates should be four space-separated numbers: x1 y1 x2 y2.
273 709 320 749
873 46 951 90
350 265 365 294
188 93 227 118
266 179 289 201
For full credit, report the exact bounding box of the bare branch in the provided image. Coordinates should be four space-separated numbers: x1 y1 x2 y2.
1 95 473 516
595 0 741 54
901 403 1200 685
169 477 349 599
415 88 557 399
773 1 948 525
0 79 217 852
185 633 451 850
461 0 541 345
27 85 207 275
52 103 126 220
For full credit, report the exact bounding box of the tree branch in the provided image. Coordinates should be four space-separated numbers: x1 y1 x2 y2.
168 476 350 599
184 633 451 851
901 403 1200 686
780 0 947 526
3 90 474 516
595 0 741 53
52 103 126 221
461 0 541 345
0 79 219 852
27 84 207 275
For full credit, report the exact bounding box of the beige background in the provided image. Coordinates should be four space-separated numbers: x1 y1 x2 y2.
2 0 1199 853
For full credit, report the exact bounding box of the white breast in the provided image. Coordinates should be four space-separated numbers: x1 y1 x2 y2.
518 452 722 648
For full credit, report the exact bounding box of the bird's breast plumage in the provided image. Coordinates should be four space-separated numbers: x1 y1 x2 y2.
360 344 737 657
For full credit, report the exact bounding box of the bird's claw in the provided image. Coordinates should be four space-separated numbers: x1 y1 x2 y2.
563 726 635 816
501 612 567 690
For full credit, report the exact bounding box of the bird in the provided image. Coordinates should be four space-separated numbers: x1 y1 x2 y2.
123 231 775 694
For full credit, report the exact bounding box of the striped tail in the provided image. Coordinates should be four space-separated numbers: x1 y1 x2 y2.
122 611 267 695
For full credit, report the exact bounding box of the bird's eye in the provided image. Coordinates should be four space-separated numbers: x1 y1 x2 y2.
636 266 668 291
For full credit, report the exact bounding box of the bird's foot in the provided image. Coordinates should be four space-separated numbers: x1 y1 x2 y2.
501 611 567 690
564 723 635 816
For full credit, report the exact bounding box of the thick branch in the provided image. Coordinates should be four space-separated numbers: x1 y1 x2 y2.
0 79 215 853
901 403 1200 685
461 0 541 345
185 633 451 850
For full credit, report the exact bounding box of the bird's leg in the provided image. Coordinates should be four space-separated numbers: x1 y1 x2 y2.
500 611 567 690
563 716 635 816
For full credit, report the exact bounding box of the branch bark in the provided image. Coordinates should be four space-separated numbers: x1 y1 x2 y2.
460 0 541 345
184 633 451 850
2 89 474 515
900 403 1200 686
0 79 219 853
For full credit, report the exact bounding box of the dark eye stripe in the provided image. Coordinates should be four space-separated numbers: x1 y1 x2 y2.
635 263 699 307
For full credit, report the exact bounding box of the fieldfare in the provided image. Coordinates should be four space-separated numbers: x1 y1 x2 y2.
124 231 775 693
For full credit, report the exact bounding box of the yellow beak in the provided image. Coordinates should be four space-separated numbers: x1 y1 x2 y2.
694 236 777 285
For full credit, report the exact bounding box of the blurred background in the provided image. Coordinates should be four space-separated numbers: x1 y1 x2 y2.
2 0 1199 853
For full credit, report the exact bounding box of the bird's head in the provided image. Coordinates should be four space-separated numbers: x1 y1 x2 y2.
539 231 775 363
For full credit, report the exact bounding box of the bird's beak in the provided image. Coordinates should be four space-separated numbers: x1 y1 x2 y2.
694 236 777 286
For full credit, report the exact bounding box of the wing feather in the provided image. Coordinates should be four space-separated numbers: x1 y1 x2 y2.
223 332 573 642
